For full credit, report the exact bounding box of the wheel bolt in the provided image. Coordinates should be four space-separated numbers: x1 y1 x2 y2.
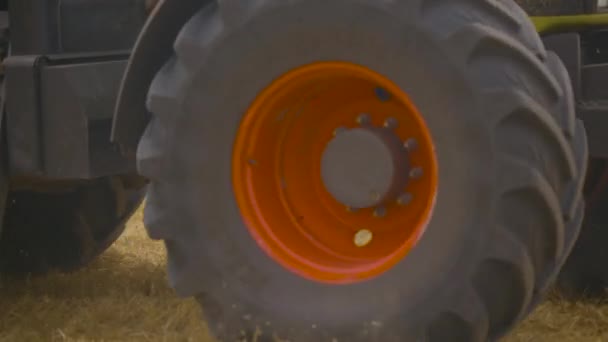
354 229 373 247
397 193 413 206
410 167 423 179
333 127 347 136
404 138 418 151
384 117 398 129
374 207 387 218
357 113 371 125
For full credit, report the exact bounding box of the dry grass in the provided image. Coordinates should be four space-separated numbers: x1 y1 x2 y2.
0 206 607 341
0 207 210 342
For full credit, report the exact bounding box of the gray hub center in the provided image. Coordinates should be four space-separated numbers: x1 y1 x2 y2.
321 127 409 209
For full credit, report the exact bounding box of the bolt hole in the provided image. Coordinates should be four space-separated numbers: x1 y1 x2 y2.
357 113 371 125
410 167 423 179
397 193 413 206
384 117 398 129
374 207 387 218
375 87 392 102
334 127 347 136
404 138 418 151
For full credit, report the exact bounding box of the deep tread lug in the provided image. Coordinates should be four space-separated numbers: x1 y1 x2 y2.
421 0 519 36
174 3 224 70
445 24 560 107
217 0 266 28
485 228 535 301
497 156 564 260
428 286 489 342
472 258 528 338
545 51 576 139
146 57 187 119
561 120 588 221
486 89 577 181
136 118 168 180
421 0 546 60
166 238 212 297
143 183 174 240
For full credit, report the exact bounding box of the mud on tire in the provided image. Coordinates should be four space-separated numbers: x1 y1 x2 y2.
139 1 587 341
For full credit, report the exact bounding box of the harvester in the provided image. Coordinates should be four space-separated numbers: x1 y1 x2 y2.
0 0 607 341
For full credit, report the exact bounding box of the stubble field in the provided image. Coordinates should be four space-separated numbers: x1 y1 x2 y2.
0 206 607 341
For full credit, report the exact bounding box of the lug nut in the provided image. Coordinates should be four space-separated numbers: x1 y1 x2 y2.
397 193 413 206
404 138 418 151
354 229 373 247
333 127 347 136
357 113 371 125
373 207 387 218
384 117 398 129
410 167 423 180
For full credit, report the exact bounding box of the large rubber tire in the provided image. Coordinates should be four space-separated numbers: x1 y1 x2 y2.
138 1 587 341
0 177 146 274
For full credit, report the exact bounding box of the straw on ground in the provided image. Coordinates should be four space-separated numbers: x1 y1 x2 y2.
0 206 606 341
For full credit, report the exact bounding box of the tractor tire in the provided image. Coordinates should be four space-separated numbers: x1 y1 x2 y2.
139 1 587 341
0 177 146 274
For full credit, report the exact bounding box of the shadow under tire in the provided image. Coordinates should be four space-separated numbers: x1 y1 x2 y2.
138 0 587 341
0 177 146 274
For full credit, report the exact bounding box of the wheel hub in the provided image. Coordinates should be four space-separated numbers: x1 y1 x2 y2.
321 122 410 210
232 61 438 284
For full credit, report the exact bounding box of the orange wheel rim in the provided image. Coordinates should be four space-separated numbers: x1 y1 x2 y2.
232 62 438 284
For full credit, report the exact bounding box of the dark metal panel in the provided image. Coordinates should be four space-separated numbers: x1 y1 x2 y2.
4 56 46 176
543 31 608 159
58 0 148 53
5 53 135 180
8 0 61 55
580 28 608 65
515 0 592 15
582 64 608 101
40 64 90 179
112 0 206 156
8 0 147 55
40 58 132 179
578 104 608 159
41 59 128 121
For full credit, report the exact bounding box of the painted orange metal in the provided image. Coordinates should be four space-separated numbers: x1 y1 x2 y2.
232 62 438 284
